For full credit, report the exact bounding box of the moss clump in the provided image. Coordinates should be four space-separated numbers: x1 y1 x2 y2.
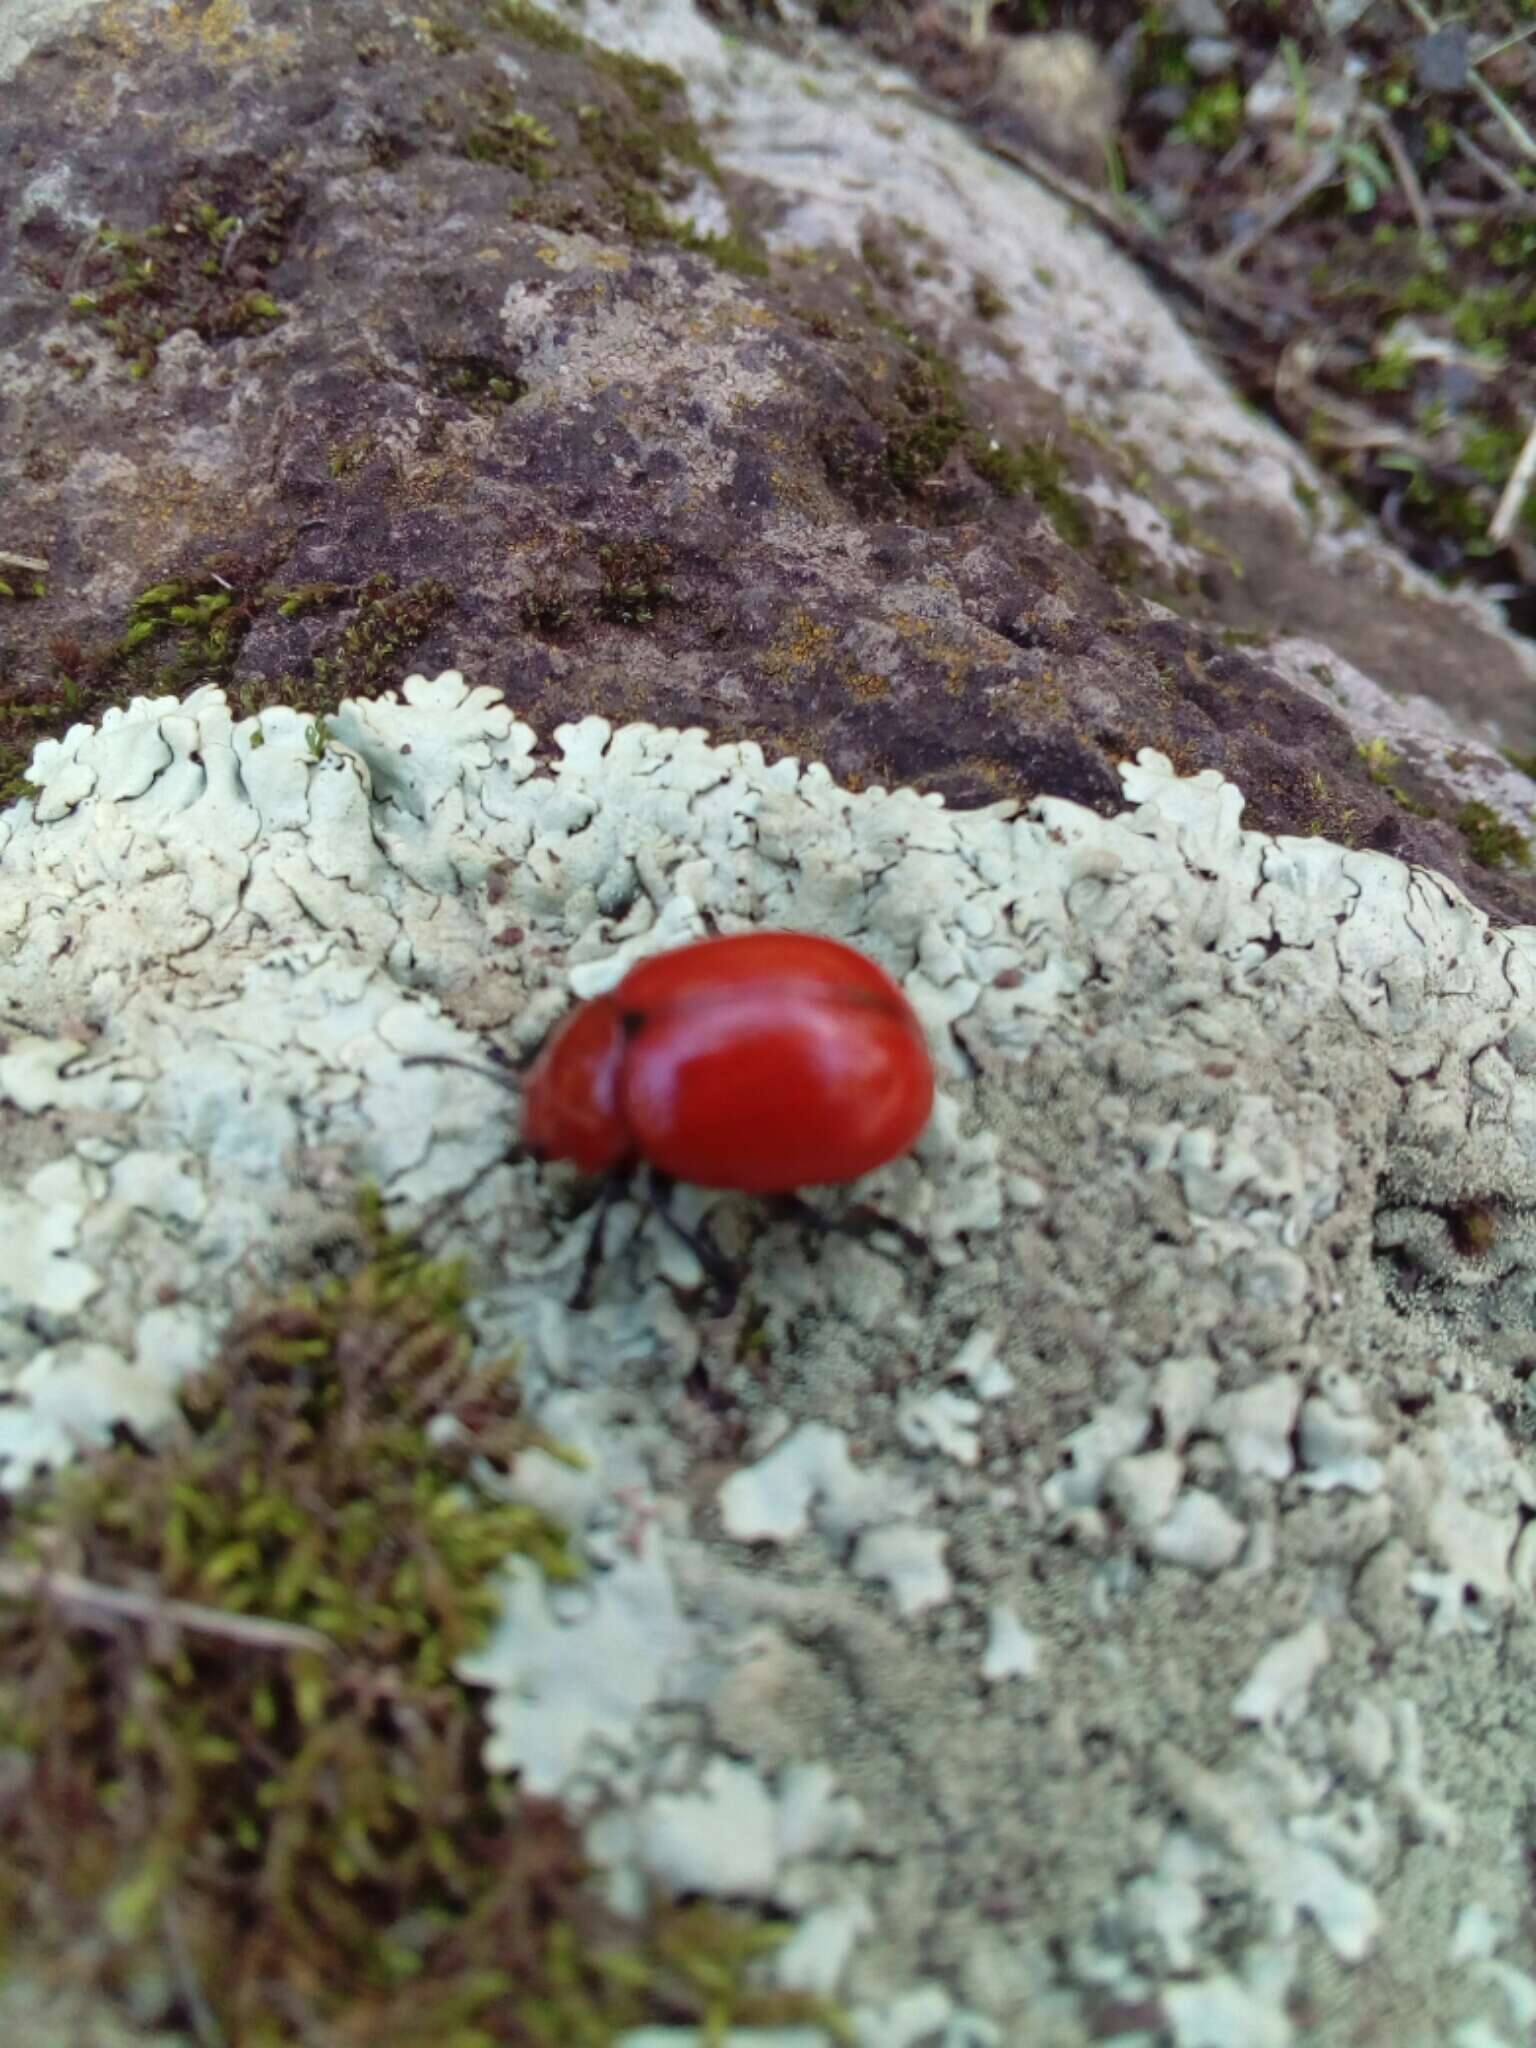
1457 799 1533 871
970 272 1007 321
483 0 771 284
0 1202 846 2043
884 350 967 491
424 351 527 406
0 561 457 806
681 227 771 278
968 434 1092 547
596 539 675 625
518 583 575 636
416 13 478 53
462 94 558 178
274 580 350 619
62 176 299 379
1354 736 1435 818
574 98 708 198
304 572 456 707
490 0 586 57
67 562 275 707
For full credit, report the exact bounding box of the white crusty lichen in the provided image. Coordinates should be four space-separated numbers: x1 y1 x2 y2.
6 671 1536 2043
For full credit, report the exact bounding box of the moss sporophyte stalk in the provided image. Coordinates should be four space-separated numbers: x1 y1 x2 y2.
0 1202 848 2043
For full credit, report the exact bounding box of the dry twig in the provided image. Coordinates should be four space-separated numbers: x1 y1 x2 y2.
0 1560 336 1657
982 129 1280 337
1452 125 1536 210
1213 147 1342 271
1363 106 1437 241
1490 416 1536 547
1398 0 1536 164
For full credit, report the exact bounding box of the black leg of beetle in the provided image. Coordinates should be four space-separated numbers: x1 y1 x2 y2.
569 1171 629 1311
774 1193 932 1266
643 1169 742 1315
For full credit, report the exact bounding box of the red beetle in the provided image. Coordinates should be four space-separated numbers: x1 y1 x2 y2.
411 930 935 1306
521 929 934 1191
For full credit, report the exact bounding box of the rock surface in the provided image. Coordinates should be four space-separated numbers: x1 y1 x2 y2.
3 0 1536 917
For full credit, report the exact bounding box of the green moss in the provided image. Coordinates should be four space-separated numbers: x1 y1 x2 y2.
424 352 527 406
0 742 44 807
0 1199 849 2043
882 348 967 491
0 562 456 798
970 272 1007 321
684 226 771 278
488 0 586 54
63 179 297 379
858 230 905 290
1457 799 1533 870
274 580 350 619
417 13 478 53
612 181 681 243
596 539 675 625
1356 737 1435 817
462 95 557 177
327 434 376 479
574 97 708 193
968 433 1092 547
97 570 258 695
519 584 576 635
478 11 756 281
304 573 456 707
1173 77 1243 151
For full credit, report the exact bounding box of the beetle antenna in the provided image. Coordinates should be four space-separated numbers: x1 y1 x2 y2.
773 1193 933 1270
402 1052 521 1094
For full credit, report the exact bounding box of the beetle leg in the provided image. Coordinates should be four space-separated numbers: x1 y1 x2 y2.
775 1193 932 1268
569 1171 629 1311
643 1170 741 1316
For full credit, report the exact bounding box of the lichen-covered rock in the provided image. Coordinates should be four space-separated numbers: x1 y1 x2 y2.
5 0 1536 924
6 672 1536 2043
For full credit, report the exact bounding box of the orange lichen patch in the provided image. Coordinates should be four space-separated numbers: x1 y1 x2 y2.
763 608 838 680
886 610 983 694
536 240 631 274
844 669 890 701
101 0 295 65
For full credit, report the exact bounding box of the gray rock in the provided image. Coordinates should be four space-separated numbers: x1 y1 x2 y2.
1416 22 1472 93
4 0 1535 929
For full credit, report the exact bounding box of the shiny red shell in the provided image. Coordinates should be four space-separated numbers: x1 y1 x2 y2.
520 931 934 1193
